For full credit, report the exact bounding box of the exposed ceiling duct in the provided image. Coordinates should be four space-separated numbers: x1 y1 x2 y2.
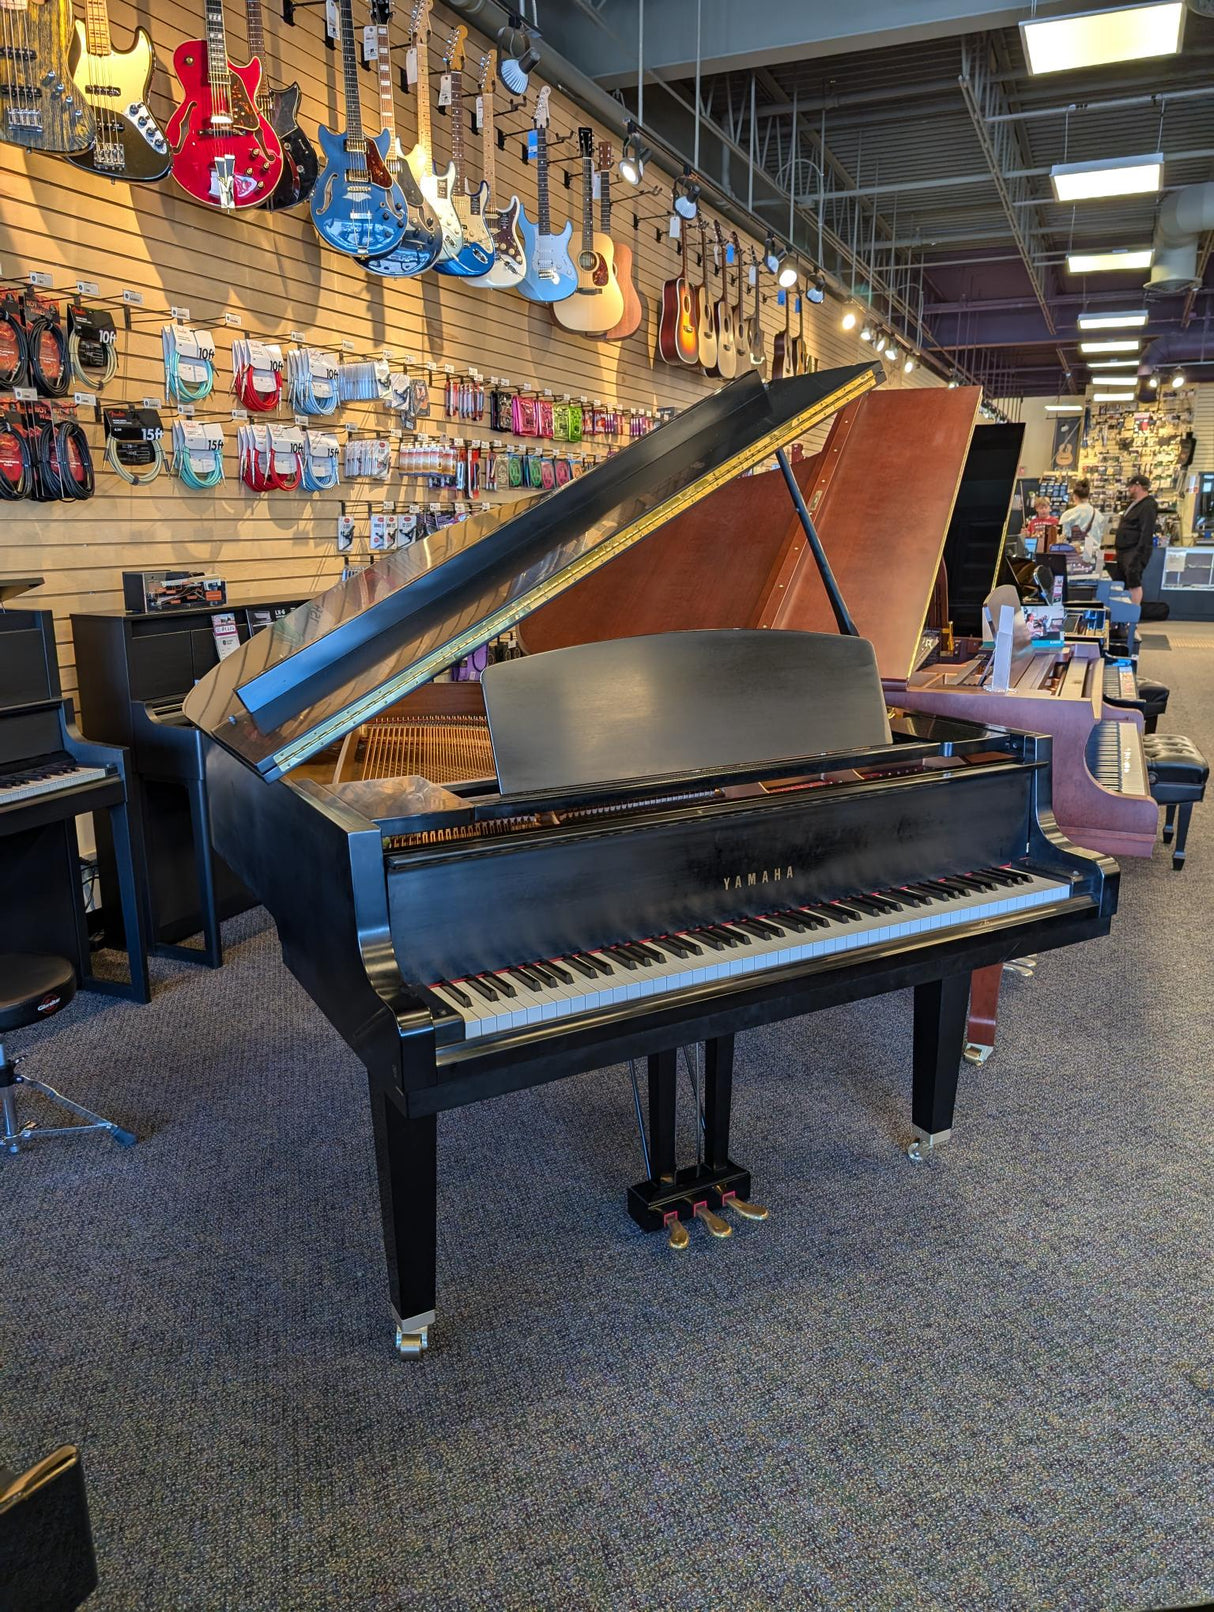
1148 181 1214 293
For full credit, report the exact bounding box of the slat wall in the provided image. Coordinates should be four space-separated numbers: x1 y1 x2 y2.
0 0 940 702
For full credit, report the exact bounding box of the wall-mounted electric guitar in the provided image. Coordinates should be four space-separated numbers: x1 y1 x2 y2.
744 250 765 371
729 231 747 356
433 26 493 277
67 0 168 179
244 0 316 209
554 127 624 333
166 0 283 209
467 49 526 289
310 0 407 255
712 220 737 379
515 89 576 304
770 288 791 379
599 141 643 341
695 217 717 373
656 207 698 366
359 0 441 276
403 0 463 267
0 0 95 154
797 293 816 375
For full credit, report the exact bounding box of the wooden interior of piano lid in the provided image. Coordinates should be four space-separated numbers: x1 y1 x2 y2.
756 387 983 684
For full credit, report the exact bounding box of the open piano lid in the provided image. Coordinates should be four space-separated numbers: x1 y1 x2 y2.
184 364 882 780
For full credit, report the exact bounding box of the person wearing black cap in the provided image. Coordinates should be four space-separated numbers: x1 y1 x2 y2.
1113 473 1158 604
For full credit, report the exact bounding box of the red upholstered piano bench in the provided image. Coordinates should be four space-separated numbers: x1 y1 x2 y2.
1143 734 1209 871
0 955 136 1153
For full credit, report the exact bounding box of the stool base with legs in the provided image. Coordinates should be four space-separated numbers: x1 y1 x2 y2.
0 954 136 1154
1143 733 1209 872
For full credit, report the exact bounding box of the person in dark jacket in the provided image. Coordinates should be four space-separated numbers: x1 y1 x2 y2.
1114 473 1158 604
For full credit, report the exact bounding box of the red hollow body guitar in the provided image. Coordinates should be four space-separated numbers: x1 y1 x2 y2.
165 0 283 210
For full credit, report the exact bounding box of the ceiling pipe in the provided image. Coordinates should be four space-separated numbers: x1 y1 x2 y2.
1149 182 1214 295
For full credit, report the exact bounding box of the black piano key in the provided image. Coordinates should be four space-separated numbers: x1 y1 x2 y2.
508 966 545 992
737 917 786 939
845 895 884 915
773 909 816 932
629 943 664 964
693 929 729 951
486 973 516 997
955 872 997 892
976 866 1019 887
575 952 611 976
464 975 498 1002
528 962 559 986
866 893 903 912
658 935 692 957
565 954 599 980
605 947 639 970
935 877 976 895
825 901 863 921
917 881 959 899
711 924 752 945
894 887 928 907
545 961 575 983
443 982 473 1008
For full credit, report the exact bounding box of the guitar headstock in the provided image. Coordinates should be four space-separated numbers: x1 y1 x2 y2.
477 48 497 95
444 23 467 72
534 87 552 128
370 0 392 24
596 140 614 173
409 0 432 44
578 126 594 160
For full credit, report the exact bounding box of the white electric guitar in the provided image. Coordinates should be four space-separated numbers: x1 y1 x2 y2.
403 0 463 265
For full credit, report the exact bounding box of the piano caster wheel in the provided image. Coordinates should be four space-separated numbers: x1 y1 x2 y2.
393 1310 434 1359
963 1042 993 1066
667 1216 690 1251
694 1204 732 1239
907 1127 951 1163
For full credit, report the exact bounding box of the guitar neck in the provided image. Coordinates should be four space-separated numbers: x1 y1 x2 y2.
449 67 465 186
374 22 398 155
244 0 265 59
535 127 551 235
83 0 113 57
581 156 593 254
205 0 233 107
338 0 364 145
481 90 496 196
600 170 611 234
415 30 433 155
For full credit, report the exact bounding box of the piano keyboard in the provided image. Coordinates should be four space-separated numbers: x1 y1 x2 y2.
1085 719 1148 797
428 867 1074 1043
1103 663 1138 703
0 752 110 807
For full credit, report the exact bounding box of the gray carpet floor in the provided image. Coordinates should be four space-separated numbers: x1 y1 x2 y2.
5 634 1214 1612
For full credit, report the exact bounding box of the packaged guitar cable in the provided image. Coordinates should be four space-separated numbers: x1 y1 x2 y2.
288 347 340 415
238 422 303 492
103 404 164 485
231 339 284 412
22 296 70 398
67 304 119 390
162 323 216 403
171 420 226 489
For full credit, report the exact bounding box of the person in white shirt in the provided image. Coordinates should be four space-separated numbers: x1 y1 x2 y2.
1057 479 1106 567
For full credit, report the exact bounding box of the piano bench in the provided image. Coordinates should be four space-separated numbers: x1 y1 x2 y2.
1143 734 1209 871
0 954 136 1153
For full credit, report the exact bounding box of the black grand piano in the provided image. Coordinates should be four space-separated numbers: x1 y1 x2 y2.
185 365 1118 1358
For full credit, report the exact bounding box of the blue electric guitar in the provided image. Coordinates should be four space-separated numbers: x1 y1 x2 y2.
433 26 494 277
310 0 408 259
359 0 442 277
515 89 576 305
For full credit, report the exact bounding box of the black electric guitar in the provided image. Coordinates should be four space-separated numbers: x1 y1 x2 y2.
0 0 95 153
245 0 317 209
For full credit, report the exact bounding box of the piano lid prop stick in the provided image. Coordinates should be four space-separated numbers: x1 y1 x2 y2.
774 447 858 638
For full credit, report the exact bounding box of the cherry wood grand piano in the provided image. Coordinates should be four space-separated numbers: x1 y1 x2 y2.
185 367 1118 1358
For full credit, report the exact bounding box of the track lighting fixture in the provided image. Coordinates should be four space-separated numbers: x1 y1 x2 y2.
1172 370 1186 388
618 123 648 186
806 276 825 305
841 308 858 331
903 353 917 374
858 325 874 343
672 168 701 220
497 12 541 94
764 233 797 287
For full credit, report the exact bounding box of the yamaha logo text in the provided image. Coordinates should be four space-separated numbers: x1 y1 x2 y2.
723 866 794 891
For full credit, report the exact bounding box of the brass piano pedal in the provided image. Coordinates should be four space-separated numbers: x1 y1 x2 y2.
666 1215 690 1251
722 1194 769 1222
694 1204 732 1239
1003 954 1038 979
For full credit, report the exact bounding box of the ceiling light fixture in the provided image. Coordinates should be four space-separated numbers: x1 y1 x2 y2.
1148 375 1159 389
1051 154 1163 203
1045 403 1084 414
778 260 799 290
903 353 917 374
806 275 825 305
1172 371 1187 388
841 308 858 331
1087 358 1140 370
618 123 648 186
882 337 899 359
1076 309 1149 330
497 12 542 94
672 168 701 220
1022 3 1184 75
858 324 874 342
1066 248 1154 274
1092 391 1136 402
1080 339 1141 354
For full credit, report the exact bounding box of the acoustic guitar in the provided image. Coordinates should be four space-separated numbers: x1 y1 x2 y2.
656 209 698 366
554 128 625 333
166 0 284 210
787 292 803 376
0 0 94 154
713 220 738 380
695 217 718 373
770 288 791 380
598 141 644 341
68 0 168 179
466 49 527 290
245 0 317 210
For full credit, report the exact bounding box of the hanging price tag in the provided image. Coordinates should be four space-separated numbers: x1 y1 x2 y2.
474 95 484 130
669 214 681 239
437 73 453 108
405 46 418 86
75 280 100 297
748 263 757 286
324 0 338 39
362 24 378 59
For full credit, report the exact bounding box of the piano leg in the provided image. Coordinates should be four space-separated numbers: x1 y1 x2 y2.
907 975 968 1161
367 1084 437 1358
964 965 1003 1066
647 1050 677 1184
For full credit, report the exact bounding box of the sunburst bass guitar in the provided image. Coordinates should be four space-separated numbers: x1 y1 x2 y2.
0 0 94 154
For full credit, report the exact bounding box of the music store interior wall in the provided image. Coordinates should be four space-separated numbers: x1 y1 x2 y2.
0 0 934 703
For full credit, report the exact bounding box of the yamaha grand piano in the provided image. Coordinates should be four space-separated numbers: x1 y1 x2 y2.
185 367 1117 1358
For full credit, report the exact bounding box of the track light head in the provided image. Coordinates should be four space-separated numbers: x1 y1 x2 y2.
618 125 647 185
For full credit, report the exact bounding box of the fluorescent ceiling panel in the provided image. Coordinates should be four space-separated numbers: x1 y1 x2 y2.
1051 154 1163 202
1066 248 1154 273
1022 4 1184 74
1092 392 1136 402
1087 358 1140 368
1045 404 1084 414
1076 310 1149 330
1080 339 1141 353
